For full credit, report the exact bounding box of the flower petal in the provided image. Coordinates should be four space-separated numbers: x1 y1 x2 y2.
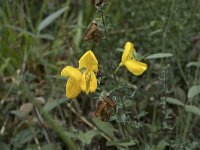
66 78 81 98
92 64 98 72
125 60 147 76
89 71 97 92
80 71 97 94
80 72 87 93
78 50 98 71
121 42 135 65
61 66 82 81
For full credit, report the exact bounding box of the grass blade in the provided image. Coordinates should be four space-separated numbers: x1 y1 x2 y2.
38 7 69 32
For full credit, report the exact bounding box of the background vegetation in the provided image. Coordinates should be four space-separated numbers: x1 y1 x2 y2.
0 0 200 149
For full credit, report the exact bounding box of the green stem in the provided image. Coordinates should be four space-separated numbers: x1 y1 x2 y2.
183 113 192 141
99 7 116 82
176 56 189 87
99 6 125 111
114 65 121 74
150 104 157 145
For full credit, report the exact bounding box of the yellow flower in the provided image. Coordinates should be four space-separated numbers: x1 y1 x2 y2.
79 50 98 72
61 66 82 99
78 50 98 94
61 50 99 98
119 42 147 76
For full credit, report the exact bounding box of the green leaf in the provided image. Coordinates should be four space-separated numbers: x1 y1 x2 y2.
186 62 200 67
64 131 78 139
5 24 35 36
43 99 66 112
38 7 69 32
0 142 10 150
185 105 200 116
187 85 200 99
26 144 39 150
74 10 83 49
166 97 184 106
116 48 124 52
11 129 34 148
107 139 138 147
154 138 168 150
36 34 55 40
149 29 162 36
118 100 133 108
145 53 173 59
5 24 54 40
92 117 115 138
41 144 60 150
9 110 23 118
78 130 99 144
0 58 11 73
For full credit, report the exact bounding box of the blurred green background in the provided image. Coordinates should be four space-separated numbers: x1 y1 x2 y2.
0 0 200 149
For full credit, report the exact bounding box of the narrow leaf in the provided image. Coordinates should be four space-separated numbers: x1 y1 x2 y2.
43 99 66 112
41 144 58 150
187 85 200 99
107 139 138 147
145 53 173 59
38 7 68 32
74 10 83 48
185 105 200 116
92 117 115 138
36 34 54 40
186 62 200 67
166 97 184 106
78 130 99 144
5 24 54 40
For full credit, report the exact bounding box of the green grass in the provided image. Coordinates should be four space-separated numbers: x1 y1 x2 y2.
0 0 200 149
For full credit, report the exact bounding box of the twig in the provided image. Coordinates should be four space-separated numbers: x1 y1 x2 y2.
68 105 112 141
33 107 52 144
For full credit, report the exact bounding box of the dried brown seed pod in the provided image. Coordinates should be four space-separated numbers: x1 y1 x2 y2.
95 95 116 122
83 20 99 42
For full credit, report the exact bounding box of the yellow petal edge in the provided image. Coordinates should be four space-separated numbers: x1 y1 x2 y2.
61 66 82 81
66 78 81 98
121 42 135 65
78 50 98 71
125 60 147 76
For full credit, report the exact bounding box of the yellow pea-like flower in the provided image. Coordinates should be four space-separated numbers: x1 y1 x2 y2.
61 50 98 99
119 42 147 76
120 42 135 65
78 50 98 72
79 50 98 93
61 66 82 99
80 71 97 94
